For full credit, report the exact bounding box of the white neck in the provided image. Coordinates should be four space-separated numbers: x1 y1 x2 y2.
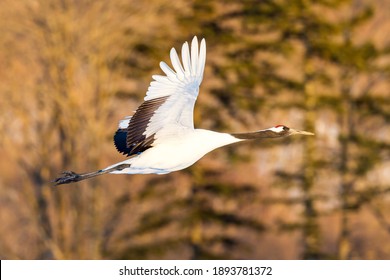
194 129 243 153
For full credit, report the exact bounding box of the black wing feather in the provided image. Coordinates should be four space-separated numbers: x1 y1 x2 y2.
113 96 169 157
113 129 132 156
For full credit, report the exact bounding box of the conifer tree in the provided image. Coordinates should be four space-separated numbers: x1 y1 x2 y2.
324 7 390 259
2 0 388 260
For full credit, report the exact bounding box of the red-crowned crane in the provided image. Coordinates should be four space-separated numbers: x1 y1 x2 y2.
54 37 314 185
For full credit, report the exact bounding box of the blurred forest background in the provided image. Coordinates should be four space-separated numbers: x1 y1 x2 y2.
0 0 389 260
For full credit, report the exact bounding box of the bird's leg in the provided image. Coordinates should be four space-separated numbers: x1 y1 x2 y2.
53 170 105 186
53 164 131 186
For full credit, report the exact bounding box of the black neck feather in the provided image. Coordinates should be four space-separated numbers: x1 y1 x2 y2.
231 129 289 140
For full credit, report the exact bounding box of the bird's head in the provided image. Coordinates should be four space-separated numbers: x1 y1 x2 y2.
269 124 314 136
269 125 315 137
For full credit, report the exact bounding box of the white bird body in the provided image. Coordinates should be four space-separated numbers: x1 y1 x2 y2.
54 36 314 185
108 129 241 175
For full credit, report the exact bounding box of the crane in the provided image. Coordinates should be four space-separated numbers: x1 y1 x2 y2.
54 36 314 186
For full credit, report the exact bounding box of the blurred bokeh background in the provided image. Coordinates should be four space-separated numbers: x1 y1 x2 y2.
0 0 389 260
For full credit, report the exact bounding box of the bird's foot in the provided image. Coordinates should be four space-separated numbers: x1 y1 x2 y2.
53 171 82 186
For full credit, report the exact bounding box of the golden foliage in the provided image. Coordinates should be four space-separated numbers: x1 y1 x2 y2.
0 0 389 259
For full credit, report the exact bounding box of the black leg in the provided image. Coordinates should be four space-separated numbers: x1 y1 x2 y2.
52 164 131 186
53 171 83 185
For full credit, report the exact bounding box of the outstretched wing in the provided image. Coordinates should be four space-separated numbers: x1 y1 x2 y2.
114 36 206 156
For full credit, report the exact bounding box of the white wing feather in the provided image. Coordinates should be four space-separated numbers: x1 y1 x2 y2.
118 116 132 129
142 36 206 138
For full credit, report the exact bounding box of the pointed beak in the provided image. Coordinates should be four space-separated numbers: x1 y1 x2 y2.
289 128 315 136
